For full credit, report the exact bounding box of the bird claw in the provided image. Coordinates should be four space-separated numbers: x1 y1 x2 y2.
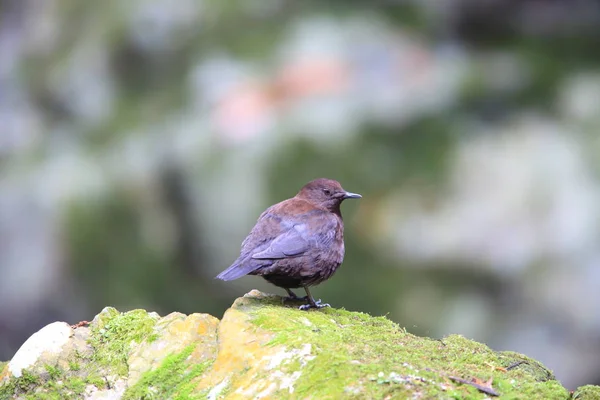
298 300 330 311
282 295 309 303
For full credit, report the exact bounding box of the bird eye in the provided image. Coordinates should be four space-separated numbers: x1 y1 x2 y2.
323 188 331 195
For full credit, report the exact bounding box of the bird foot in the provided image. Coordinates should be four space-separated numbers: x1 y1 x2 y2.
299 299 330 311
282 290 308 303
282 295 309 303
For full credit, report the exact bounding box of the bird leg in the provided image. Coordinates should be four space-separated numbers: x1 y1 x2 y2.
298 286 330 311
282 288 308 303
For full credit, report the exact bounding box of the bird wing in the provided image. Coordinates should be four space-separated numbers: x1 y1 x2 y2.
251 224 309 259
216 200 335 281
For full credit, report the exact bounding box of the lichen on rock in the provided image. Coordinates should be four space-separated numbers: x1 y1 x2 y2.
0 290 597 399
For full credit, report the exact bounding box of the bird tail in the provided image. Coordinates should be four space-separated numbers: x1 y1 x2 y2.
215 258 264 281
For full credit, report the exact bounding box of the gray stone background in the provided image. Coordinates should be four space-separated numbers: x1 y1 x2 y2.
1 0 600 390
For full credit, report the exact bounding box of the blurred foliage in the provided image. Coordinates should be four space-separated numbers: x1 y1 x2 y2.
65 188 227 318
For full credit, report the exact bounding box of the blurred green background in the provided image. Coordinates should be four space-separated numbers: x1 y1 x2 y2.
1 0 600 390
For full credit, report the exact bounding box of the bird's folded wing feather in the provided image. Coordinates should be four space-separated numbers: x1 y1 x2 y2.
216 201 336 281
251 225 309 259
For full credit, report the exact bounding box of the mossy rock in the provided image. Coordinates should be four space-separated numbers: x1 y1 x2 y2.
573 385 600 400
0 290 595 399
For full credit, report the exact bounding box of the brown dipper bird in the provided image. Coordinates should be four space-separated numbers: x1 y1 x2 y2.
216 178 361 310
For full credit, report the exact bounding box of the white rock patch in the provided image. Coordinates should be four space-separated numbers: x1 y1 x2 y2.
236 343 316 397
8 321 72 378
265 343 315 370
207 377 230 400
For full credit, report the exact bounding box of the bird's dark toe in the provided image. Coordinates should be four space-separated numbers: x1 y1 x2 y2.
298 301 331 311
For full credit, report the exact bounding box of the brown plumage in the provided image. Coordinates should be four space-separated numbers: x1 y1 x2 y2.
216 178 361 310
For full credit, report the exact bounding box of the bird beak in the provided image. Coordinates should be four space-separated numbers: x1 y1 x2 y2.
343 191 362 199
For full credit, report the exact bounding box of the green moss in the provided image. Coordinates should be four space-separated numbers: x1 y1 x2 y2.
573 385 600 399
496 351 556 381
43 376 87 399
85 373 105 389
248 301 570 399
44 364 62 381
67 361 80 372
64 377 86 394
122 344 212 400
0 363 95 400
0 370 40 398
89 308 159 377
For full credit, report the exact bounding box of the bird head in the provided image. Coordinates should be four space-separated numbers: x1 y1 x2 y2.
296 178 362 212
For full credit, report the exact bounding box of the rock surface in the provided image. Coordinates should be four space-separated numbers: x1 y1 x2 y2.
0 290 598 399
